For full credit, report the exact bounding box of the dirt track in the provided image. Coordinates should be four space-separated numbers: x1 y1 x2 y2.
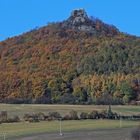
12 128 133 140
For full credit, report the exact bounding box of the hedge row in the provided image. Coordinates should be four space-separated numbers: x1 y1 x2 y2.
1 109 140 124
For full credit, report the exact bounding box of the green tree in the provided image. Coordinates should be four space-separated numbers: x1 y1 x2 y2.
107 105 113 119
69 110 79 120
120 81 133 103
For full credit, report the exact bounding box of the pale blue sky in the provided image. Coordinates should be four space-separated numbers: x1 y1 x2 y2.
0 0 140 41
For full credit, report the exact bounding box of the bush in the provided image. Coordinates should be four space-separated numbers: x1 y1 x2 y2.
23 114 32 121
98 110 107 119
69 110 79 120
63 110 79 120
0 111 8 123
13 115 20 122
80 112 88 119
59 94 76 104
63 114 71 120
87 111 98 119
48 112 61 119
32 96 51 104
23 113 39 122
7 115 20 123
95 94 123 105
36 112 45 121
2 98 32 104
30 114 39 122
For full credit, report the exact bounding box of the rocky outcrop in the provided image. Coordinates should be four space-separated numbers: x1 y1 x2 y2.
62 9 96 32
70 9 89 25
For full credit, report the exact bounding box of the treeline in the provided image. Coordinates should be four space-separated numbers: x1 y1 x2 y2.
0 73 139 105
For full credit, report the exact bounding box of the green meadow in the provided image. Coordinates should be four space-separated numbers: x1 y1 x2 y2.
0 119 139 140
0 104 140 117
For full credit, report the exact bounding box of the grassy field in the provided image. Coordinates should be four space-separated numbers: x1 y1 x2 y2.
12 128 137 140
0 104 140 117
0 119 139 140
0 104 140 139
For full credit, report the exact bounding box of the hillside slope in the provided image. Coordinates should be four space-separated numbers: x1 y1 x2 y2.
0 9 140 104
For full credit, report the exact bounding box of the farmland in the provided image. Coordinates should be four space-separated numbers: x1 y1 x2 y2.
0 104 140 140
0 120 139 140
12 128 136 140
0 104 140 117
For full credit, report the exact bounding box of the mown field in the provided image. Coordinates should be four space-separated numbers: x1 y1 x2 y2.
0 120 139 140
0 104 140 117
0 104 140 140
12 128 137 140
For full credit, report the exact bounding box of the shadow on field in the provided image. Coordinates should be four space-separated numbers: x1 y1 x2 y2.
13 128 135 140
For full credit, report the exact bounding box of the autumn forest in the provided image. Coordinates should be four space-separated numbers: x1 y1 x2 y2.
0 9 140 104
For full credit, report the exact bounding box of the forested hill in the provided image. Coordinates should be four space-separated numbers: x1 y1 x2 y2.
0 9 140 104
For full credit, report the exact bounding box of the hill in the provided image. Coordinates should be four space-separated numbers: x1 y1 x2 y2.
0 9 140 104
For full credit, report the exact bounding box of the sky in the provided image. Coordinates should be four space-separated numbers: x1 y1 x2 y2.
0 0 140 41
